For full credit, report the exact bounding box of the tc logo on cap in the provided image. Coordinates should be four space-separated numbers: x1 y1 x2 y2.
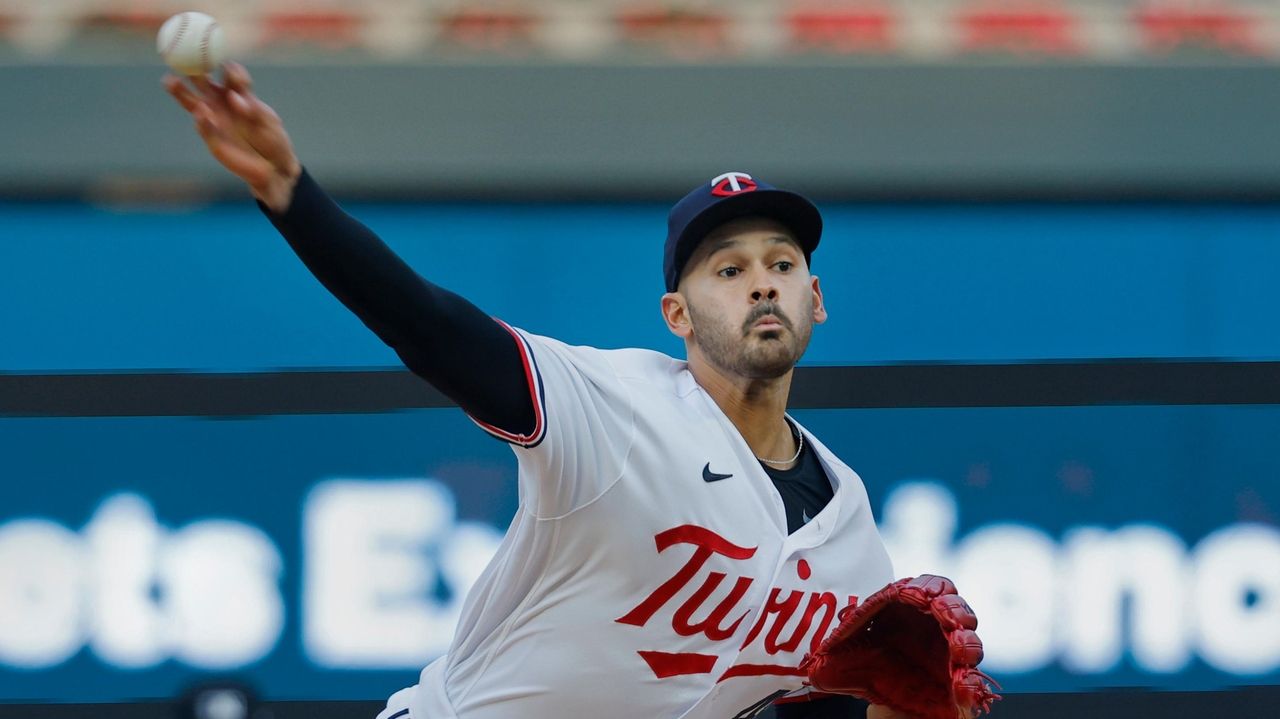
711 171 757 197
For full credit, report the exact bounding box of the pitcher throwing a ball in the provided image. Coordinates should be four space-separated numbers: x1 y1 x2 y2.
163 63 998 719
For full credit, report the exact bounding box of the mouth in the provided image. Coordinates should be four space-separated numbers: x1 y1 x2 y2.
751 315 786 332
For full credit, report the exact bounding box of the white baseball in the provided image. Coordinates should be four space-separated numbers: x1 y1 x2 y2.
157 12 226 76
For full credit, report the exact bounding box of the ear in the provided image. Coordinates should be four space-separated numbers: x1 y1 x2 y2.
661 292 694 339
811 275 828 325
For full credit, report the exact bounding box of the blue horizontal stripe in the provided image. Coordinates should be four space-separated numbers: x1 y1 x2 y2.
3 201 1278 371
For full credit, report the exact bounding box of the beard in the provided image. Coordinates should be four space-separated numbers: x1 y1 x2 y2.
687 296 814 380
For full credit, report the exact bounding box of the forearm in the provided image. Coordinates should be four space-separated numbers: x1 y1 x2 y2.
259 169 534 433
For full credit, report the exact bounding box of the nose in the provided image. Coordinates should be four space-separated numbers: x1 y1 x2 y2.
749 269 779 303
750 287 778 302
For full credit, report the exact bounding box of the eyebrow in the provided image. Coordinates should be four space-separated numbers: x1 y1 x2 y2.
704 235 796 258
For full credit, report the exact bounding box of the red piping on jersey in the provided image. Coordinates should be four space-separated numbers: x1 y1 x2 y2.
467 319 546 447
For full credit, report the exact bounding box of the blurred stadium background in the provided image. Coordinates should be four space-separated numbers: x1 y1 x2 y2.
3 1 1280 717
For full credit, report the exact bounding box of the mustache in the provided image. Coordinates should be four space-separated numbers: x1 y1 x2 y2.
743 302 793 334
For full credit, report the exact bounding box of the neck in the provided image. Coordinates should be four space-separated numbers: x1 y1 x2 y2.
688 354 798 467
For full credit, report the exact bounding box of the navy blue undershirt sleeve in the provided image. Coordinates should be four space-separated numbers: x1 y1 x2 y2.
257 168 536 436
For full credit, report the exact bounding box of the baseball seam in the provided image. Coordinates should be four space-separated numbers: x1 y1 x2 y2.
200 22 218 72
163 13 190 58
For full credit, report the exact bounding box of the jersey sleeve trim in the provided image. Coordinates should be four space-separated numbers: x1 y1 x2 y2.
466 319 547 448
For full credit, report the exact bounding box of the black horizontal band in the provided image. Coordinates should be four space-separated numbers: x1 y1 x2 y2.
2 360 1278 418
3 688 1280 719
790 360 1280 409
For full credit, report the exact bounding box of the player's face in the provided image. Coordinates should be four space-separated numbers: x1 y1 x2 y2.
672 217 827 380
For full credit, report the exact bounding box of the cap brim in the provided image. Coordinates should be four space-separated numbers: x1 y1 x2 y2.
671 189 823 290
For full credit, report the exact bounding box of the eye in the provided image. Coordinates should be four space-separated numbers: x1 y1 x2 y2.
719 266 741 278
775 261 794 272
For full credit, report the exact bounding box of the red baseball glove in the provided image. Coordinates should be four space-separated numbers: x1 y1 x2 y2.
799 575 1000 719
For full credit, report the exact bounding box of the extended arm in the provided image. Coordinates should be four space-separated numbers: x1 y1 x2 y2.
163 64 534 435
263 171 535 433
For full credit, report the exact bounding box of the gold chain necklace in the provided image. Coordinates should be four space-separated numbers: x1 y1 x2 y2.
757 418 803 466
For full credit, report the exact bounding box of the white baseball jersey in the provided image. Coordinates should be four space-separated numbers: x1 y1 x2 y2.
380 325 894 719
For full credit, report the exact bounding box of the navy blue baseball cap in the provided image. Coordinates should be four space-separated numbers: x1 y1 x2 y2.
664 171 823 293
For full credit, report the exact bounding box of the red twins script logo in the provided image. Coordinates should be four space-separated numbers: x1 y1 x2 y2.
711 171 758 197
615 525 857 681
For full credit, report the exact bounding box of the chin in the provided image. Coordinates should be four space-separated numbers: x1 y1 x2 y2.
739 348 800 379
744 365 794 380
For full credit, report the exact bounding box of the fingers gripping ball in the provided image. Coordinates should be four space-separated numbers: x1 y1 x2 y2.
800 575 1001 719
157 12 226 76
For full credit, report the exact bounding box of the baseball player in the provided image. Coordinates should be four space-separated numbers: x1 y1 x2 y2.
163 65 994 719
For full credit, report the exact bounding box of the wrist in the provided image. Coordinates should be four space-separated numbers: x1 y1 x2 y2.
256 162 301 215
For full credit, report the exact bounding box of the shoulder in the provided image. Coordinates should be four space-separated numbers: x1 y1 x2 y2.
603 346 685 381
512 329 685 387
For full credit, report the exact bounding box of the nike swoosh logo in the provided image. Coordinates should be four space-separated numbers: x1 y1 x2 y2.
702 463 733 482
